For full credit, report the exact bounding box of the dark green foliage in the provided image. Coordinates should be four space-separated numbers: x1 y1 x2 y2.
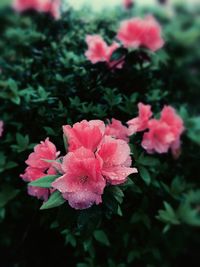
0 3 200 267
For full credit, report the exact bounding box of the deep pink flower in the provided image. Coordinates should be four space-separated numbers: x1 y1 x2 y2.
117 16 164 52
63 120 105 152
123 0 134 9
13 0 61 19
142 119 175 154
160 106 184 156
127 103 152 135
0 121 4 137
52 147 106 210
26 138 59 170
85 35 123 68
141 106 184 154
160 106 184 137
13 0 37 11
96 136 137 185
105 118 129 142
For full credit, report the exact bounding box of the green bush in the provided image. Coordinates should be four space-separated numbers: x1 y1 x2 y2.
0 3 200 267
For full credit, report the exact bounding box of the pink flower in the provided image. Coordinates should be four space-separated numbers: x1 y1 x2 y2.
127 103 152 135
52 147 106 210
160 106 184 156
123 0 133 9
142 106 184 155
37 0 61 19
96 136 137 185
21 138 59 200
13 0 61 19
28 186 49 201
20 167 50 201
26 138 59 170
63 120 105 152
13 0 37 11
142 119 175 154
160 106 184 137
105 118 129 142
85 35 123 68
117 16 164 52
0 121 4 137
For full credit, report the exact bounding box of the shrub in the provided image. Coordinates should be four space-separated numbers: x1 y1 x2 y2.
0 2 200 267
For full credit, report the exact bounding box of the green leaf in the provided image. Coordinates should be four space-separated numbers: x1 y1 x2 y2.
137 154 159 167
29 175 60 188
93 230 110 246
139 166 151 185
110 47 127 61
40 191 65 210
156 201 180 225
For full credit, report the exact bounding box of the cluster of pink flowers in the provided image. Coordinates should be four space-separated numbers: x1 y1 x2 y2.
0 121 4 137
117 15 164 52
21 120 137 209
85 15 164 67
127 103 184 157
21 138 60 200
12 0 61 19
21 105 184 209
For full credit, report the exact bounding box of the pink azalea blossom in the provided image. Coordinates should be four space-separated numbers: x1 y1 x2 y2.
63 120 105 152
52 147 106 210
123 0 133 9
117 15 164 52
160 106 184 137
28 186 49 201
160 106 184 156
20 167 50 201
0 121 4 137
142 106 184 155
13 0 61 19
142 119 175 154
105 118 129 142
26 138 59 170
127 103 152 135
85 35 123 69
96 136 137 185
21 138 59 200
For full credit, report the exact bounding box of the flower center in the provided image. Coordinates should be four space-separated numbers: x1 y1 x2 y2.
79 175 88 184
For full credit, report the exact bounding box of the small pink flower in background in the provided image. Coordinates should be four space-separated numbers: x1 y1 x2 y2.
13 0 61 19
13 0 37 11
117 15 164 52
142 119 175 154
52 147 106 210
123 0 134 9
105 118 129 142
160 106 184 138
141 106 184 155
127 103 152 135
85 35 123 69
20 138 59 200
63 120 105 152
37 0 61 20
96 136 137 185
0 121 4 137
160 106 184 157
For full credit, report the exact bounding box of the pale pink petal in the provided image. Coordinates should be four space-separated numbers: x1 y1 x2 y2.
63 191 102 210
102 165 137 185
